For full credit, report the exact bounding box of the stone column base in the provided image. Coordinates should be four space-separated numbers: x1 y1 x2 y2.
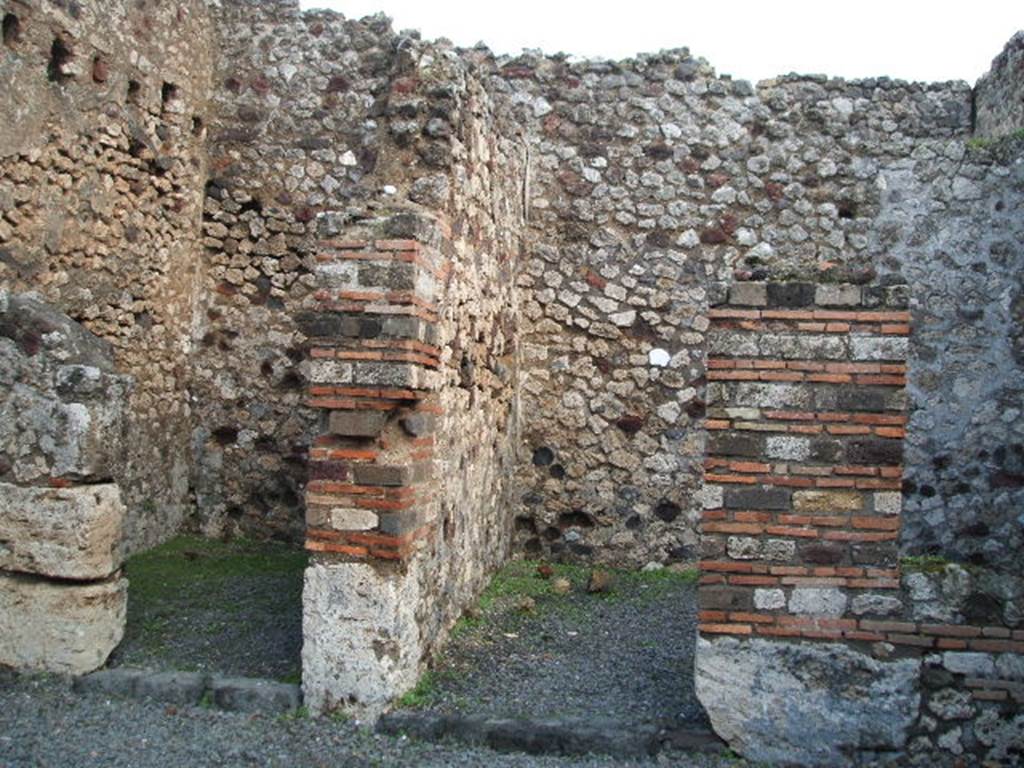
0 571 128 675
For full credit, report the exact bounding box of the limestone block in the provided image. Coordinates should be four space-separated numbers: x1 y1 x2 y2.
0 571 127 675
302 560 423 719
696 636 920 766
792 490 864 513
327 410 386 438
0 482 123 579
789 586 848 616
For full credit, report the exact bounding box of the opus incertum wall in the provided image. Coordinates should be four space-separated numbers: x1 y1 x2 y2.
1 0 1022 762
696 280 1024 764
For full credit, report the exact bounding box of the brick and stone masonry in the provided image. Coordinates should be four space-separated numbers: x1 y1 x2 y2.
298 218 446 714
1 0 1022 762
699 281 910 643
695 280 1024 765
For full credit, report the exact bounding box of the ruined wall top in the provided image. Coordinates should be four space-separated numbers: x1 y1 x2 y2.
975 31 1024 138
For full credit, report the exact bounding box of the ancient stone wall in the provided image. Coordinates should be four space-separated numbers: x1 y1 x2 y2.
0 294 129 674
0 0 213 552
691 60 1023 765
975 31 1024 138
194 0 419 542
1 0 1021 757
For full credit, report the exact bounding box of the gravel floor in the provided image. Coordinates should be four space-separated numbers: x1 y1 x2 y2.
401 560 707 728
0 547 744 767
0 671 750 768
107 536 305 682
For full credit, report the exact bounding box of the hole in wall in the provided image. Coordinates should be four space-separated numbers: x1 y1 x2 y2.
91 54 108 83
532 446 555 466
654 500 681 522
837 200 857 219
2 13 20 47
191 115 204 136
515 516 537 534
558 510 594 530
161 81 180 109
211 426 239 446
46 37 74 83
126 79 141 104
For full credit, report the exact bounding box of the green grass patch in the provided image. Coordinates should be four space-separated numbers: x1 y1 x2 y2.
125 535 307 605
395 670 438 709
279 705 310 722
901 554 951 573
464 559 699 621
966 127 1024 150
476 559 588 612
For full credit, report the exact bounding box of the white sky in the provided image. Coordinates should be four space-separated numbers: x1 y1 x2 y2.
298 1 1021 84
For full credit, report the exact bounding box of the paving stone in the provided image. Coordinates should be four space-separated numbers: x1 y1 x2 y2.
209 676 301 713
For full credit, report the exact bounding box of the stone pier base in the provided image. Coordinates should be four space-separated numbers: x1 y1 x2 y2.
0 571 128 675
301 560 423 718
695 636 921 766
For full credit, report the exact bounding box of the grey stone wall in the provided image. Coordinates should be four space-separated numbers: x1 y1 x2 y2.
873 134 1024 612
0 0 213 552
975 32 1024 138
0 293 130 674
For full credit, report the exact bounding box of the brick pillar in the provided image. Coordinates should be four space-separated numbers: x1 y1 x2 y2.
299 218 448 716
695 280 921 764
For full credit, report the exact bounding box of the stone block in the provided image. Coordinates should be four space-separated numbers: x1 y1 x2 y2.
210 676 301 713
699 484 724 510
133 672 207 706
400 413 436 437
295 312 344 338
0 571 127 675
847 439 902 466
73 667 145 697
314 261 357 290
766 282 816 308
308 359 353 384
850 336 908 362
873 491 902 515
328 410 387 438
353 464 410 487
850 593 903 616
352 361 430 389
726 382 814 410
1 364 131 482
799 541 846 565
754 588 786 610
0 293 117 370
792 490 864 513
0 482 124 580
302 561 423 718
789 587 848 616
696 637 921 765
759 333 847 361
728 282 767 306
724 487 790 510
727 536 761 560
377 509 431 537
307 504 379 531
699 585 753 612
942 652 996 677
765 436 810 461
353 462 431 487
815 284 862 306
358 262 417 291
709 433 761 458
834 387 888 413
